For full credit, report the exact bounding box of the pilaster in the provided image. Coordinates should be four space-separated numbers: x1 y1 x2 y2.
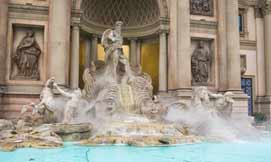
226 0 242 91
226 0 248 117
217 0 228 91
84 38 91 68
90 34 98 62
0 0 8 86
70 25 80 89
168 0 191 91
48 0 72 86
129 38 137 67
159 30 168 93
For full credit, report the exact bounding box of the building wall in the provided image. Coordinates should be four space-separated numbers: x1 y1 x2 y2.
0 0 269 119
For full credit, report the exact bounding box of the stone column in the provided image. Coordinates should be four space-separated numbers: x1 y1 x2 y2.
168 0 178 89
225 0 249 119
84 38 91 68
256 1 271 119
168 0 191 90
254 5 267 115
255 11 265 96
0 0 8 85
226 0 241 90
48 0 72 85
159 31 167 92
264 3 271 96
129 38 137 67
90 34 98 61
177 0 191 90
217 0 228 91
70 25 80 89
136 40 141 66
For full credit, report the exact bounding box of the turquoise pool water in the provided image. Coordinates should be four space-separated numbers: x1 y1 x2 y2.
1 138 271 162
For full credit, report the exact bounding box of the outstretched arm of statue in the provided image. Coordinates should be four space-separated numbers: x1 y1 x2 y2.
53 83 73 98
208 92 223 99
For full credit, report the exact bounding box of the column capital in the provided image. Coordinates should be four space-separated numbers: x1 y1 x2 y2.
257 0 271 16
158 29 169 35
72 25 80 30
127 37 137 41
91 33 99 39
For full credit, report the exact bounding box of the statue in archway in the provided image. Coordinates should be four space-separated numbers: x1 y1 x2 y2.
13 31 41 80
191 41 211 84
101 21 132 83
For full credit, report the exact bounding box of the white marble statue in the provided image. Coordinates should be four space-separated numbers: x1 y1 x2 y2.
53 83 82 123
191 87 234 118
214 92 234 118
32 78 56 116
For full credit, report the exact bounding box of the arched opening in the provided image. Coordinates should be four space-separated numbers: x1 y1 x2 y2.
78 0 168 93
81 0 160 28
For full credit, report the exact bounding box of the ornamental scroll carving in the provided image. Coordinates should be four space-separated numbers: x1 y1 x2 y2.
190 0 214 16
12 31 41 80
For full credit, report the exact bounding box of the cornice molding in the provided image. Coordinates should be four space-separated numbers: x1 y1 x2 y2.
239 0 258 7
190 19 217 30
8 3 48 15
240 40 257 50
8 4 48 21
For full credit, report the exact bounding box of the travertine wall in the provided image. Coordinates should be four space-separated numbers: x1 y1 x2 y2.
0 0 267 119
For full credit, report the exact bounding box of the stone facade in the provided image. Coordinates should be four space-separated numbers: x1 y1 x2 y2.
0 0 269 119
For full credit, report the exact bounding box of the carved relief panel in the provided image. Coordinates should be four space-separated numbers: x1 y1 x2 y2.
191 39 214 86
10 25 44 81
190 0 214 16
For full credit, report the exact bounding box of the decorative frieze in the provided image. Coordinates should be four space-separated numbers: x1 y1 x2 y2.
190 0 214 16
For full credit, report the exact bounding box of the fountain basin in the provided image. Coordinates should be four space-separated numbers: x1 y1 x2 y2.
1 138 271 162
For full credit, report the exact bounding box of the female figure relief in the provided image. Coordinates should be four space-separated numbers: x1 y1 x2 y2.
13 31 41 80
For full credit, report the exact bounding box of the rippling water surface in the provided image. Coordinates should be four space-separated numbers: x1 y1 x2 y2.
1 138 271 162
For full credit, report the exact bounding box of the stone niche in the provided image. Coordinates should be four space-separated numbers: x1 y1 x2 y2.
9 25 44 81
190 0 214 16
191 39 215 86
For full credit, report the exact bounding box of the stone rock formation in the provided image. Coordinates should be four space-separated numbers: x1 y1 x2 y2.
0 123 93 151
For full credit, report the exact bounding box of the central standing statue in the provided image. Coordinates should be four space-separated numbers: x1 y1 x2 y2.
101 21 131 83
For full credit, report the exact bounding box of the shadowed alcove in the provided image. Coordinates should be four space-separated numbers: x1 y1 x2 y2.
78 0 169 93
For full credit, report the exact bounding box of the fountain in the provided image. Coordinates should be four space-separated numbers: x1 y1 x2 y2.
0 21 259 152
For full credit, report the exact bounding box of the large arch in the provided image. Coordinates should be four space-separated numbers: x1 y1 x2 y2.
75 0 169 93
75 0 169 19
75 0 169 37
